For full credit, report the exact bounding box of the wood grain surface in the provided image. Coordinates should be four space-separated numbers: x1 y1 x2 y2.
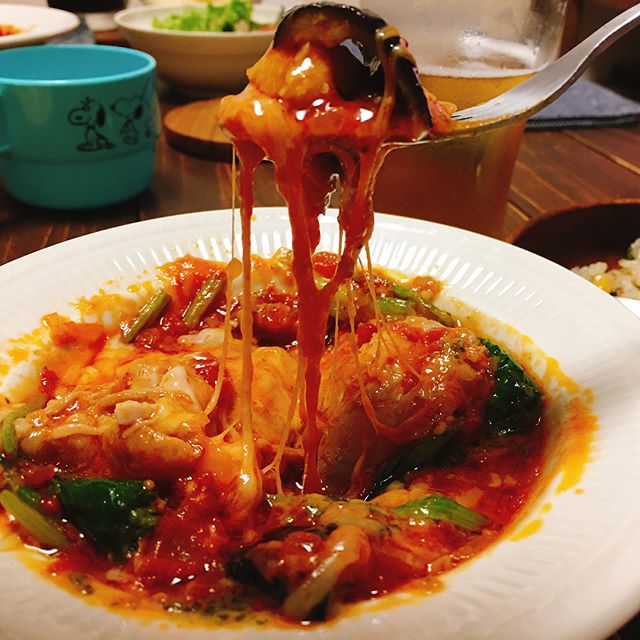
504 122 640 238
163 98 233 162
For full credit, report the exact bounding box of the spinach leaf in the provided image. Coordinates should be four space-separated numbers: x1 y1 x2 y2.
481 339 543 436
55 478 158 561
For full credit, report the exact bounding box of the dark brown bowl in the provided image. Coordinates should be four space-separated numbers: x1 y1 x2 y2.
507 201 640 269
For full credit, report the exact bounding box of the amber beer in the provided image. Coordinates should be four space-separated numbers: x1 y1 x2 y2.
373 70 533 238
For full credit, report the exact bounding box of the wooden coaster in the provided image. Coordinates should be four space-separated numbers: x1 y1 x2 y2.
163 98 233 162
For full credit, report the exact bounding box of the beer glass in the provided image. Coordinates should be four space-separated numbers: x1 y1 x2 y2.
361 0 568 238
48 0 126 32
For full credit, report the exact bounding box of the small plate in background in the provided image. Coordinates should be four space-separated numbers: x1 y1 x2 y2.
0 4 79 49
508 201 640 318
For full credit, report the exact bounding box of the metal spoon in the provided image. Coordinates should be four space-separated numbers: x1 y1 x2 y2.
425 3 640 140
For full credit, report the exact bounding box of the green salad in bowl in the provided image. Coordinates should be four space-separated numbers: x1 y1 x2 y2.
152 0 277 32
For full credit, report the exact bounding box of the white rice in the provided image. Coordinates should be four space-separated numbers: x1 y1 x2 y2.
572 238 640 300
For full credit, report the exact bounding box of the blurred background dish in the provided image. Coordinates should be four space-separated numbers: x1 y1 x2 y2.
509 201 640 306
47 0 125 32
0 3 79 48
114 2 283 95
139 0 222 5
508 201 640 268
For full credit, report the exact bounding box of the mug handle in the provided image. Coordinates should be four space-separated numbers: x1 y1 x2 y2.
0 87 8 154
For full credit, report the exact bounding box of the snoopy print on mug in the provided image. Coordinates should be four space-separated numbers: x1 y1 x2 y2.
68 97 115 151
68 87 155 152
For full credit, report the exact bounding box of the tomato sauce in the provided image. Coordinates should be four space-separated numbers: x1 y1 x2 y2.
0 248 586 627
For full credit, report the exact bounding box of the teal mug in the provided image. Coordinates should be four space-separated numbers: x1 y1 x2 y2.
0 45 158 209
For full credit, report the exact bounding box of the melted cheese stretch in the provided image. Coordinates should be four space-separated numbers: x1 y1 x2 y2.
5 251 493 499
218 25 446 493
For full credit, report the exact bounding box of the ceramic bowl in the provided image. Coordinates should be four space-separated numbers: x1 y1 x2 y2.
114 3 282 95
2 209 640 639
508 201 640 269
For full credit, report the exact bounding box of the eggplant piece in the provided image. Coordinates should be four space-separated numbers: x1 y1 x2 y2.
225 526 329 613
365 429 459 500
225 556 287 603
274 3 386 49
273 2 432 138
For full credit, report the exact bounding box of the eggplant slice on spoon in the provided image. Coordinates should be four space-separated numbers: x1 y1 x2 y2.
272 2 434 140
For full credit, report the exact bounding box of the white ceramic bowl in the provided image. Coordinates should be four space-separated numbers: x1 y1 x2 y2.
114 3 283 95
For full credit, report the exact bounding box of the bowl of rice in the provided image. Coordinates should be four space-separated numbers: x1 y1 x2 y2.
508 201 640 300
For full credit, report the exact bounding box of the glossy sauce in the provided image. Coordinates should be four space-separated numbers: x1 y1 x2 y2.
218 28 437 492
0 251 596 627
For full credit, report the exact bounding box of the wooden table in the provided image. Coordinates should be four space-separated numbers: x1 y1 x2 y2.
506 122 640 237
1 85 640 639
2 88 639 264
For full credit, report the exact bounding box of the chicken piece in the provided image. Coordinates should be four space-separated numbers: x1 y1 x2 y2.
317 316 494 496
14 351 217 480
222 345 301 445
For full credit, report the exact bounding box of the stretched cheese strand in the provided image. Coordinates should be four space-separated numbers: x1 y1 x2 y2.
205 150 240 418
220 16 430 494
227 141 265 518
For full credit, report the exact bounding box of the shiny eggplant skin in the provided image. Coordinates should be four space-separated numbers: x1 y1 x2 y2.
273 2 432 137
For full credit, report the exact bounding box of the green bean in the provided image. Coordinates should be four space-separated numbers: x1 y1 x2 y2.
182 274 225 329
1 414 19 459
1 395 45 459
0 490 67 549
394 495 488 531
391 283 455 327
377 296 416 317
16 486 41 509
122 291 171 343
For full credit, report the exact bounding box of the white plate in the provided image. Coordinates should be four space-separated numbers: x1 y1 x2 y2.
1 208 640 640
0 4 79 49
